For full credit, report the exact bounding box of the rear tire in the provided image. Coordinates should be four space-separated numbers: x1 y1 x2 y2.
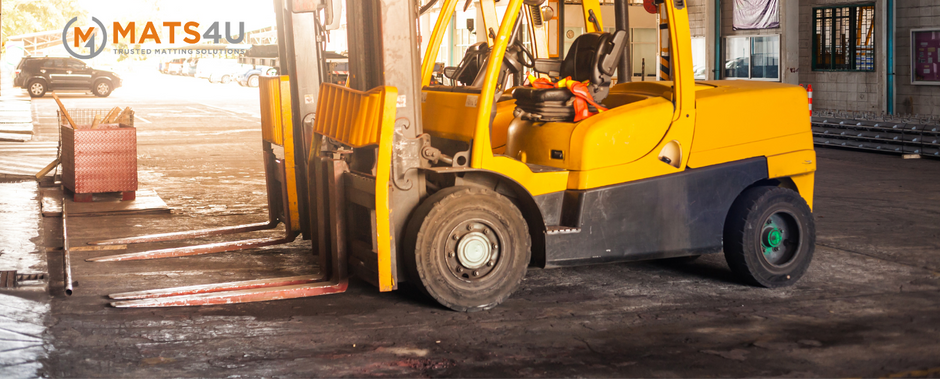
723 186 815 288
27 80 46 98
93 80 112 97
404 187 531 312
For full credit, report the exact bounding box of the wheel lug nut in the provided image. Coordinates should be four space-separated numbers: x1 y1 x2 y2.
448 252 455 258
452 234 458 240
467 224 474 231
456 266 462 273
491 243 497 249
482 229 488 234
472 271 479 276
486 261 493 267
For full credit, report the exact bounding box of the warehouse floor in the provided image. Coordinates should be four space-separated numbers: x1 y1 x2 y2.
2 73 940 377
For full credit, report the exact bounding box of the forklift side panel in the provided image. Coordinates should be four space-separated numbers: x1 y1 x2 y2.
545 157 768 267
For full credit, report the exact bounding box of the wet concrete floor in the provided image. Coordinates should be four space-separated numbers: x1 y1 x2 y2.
3 73 940 377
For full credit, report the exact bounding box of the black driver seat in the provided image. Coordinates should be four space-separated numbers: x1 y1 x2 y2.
513 31 627 122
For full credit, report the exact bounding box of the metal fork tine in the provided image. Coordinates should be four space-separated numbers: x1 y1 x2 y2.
87 221 279 246
109 275 323 300
110 281 348 308
86 234 296 262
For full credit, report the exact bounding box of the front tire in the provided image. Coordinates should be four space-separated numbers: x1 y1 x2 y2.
404 187 531 312
27 80 46 98
723 186 815 288
93 80 112 97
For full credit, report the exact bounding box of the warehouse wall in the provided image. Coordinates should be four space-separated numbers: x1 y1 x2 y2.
895 1 940 116
798 0 887 113
689 0 707 38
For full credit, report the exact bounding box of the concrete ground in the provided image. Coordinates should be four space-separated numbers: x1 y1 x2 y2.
1 72 939 378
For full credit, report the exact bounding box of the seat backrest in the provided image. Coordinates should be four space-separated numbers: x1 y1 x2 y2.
560 31 628 86
446 42 491 85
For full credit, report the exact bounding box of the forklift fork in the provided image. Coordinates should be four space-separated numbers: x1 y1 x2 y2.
108 155 351 307
87 76 302 262
100 80 398 307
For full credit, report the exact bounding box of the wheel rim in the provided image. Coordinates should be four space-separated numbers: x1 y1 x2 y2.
249 77 258 86
759 212 801 267
443 219 501 281
30 83 43 95
97 82 109 94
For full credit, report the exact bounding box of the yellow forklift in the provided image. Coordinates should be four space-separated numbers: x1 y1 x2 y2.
95 0 816 312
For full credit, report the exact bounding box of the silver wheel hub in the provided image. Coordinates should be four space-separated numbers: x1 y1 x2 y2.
30 83 42 94
456 232 491 269
97 83 108 93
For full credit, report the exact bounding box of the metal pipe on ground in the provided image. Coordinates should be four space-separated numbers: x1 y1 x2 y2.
63 197 73 296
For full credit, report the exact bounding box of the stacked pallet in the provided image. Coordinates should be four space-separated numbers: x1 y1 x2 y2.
811 110 940 159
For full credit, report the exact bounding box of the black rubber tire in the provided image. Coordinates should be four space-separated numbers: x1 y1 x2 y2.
723 186 815 288
27 80 46 98
248 75 260 87
403 186 531 312
92 80 112 97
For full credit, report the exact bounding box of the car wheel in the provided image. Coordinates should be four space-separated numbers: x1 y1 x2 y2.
404 186 531 312
208 77 218 84
248 75 260 87
27 80 47 98
93 80 112 97
723 186 815 288
221 75 231 84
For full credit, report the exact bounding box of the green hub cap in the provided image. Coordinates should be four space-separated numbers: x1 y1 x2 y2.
765 229 783 247
760 213 797 266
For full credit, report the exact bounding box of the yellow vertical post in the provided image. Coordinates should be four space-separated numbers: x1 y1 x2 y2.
420 0 460 87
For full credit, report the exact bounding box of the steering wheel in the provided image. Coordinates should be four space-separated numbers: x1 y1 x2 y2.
512 40 536 69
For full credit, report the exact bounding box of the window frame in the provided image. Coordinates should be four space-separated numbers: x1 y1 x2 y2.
723 34 781 81
811 3 876 72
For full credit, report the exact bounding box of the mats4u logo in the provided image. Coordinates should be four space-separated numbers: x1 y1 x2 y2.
62 18 246 59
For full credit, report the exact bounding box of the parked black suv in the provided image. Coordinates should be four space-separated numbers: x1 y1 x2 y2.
14 57 122 98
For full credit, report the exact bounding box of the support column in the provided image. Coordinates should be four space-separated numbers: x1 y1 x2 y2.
614 0 631 83
783 0 800 84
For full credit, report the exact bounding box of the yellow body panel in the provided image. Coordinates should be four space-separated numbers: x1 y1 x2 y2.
505 96 674 171
789 173 816 211
421 91 482 142
483 154 569 196
421 90 516 152
767 150 817 210
689 81 813 158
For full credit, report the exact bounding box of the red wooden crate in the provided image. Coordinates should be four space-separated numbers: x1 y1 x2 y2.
61 124 138 200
